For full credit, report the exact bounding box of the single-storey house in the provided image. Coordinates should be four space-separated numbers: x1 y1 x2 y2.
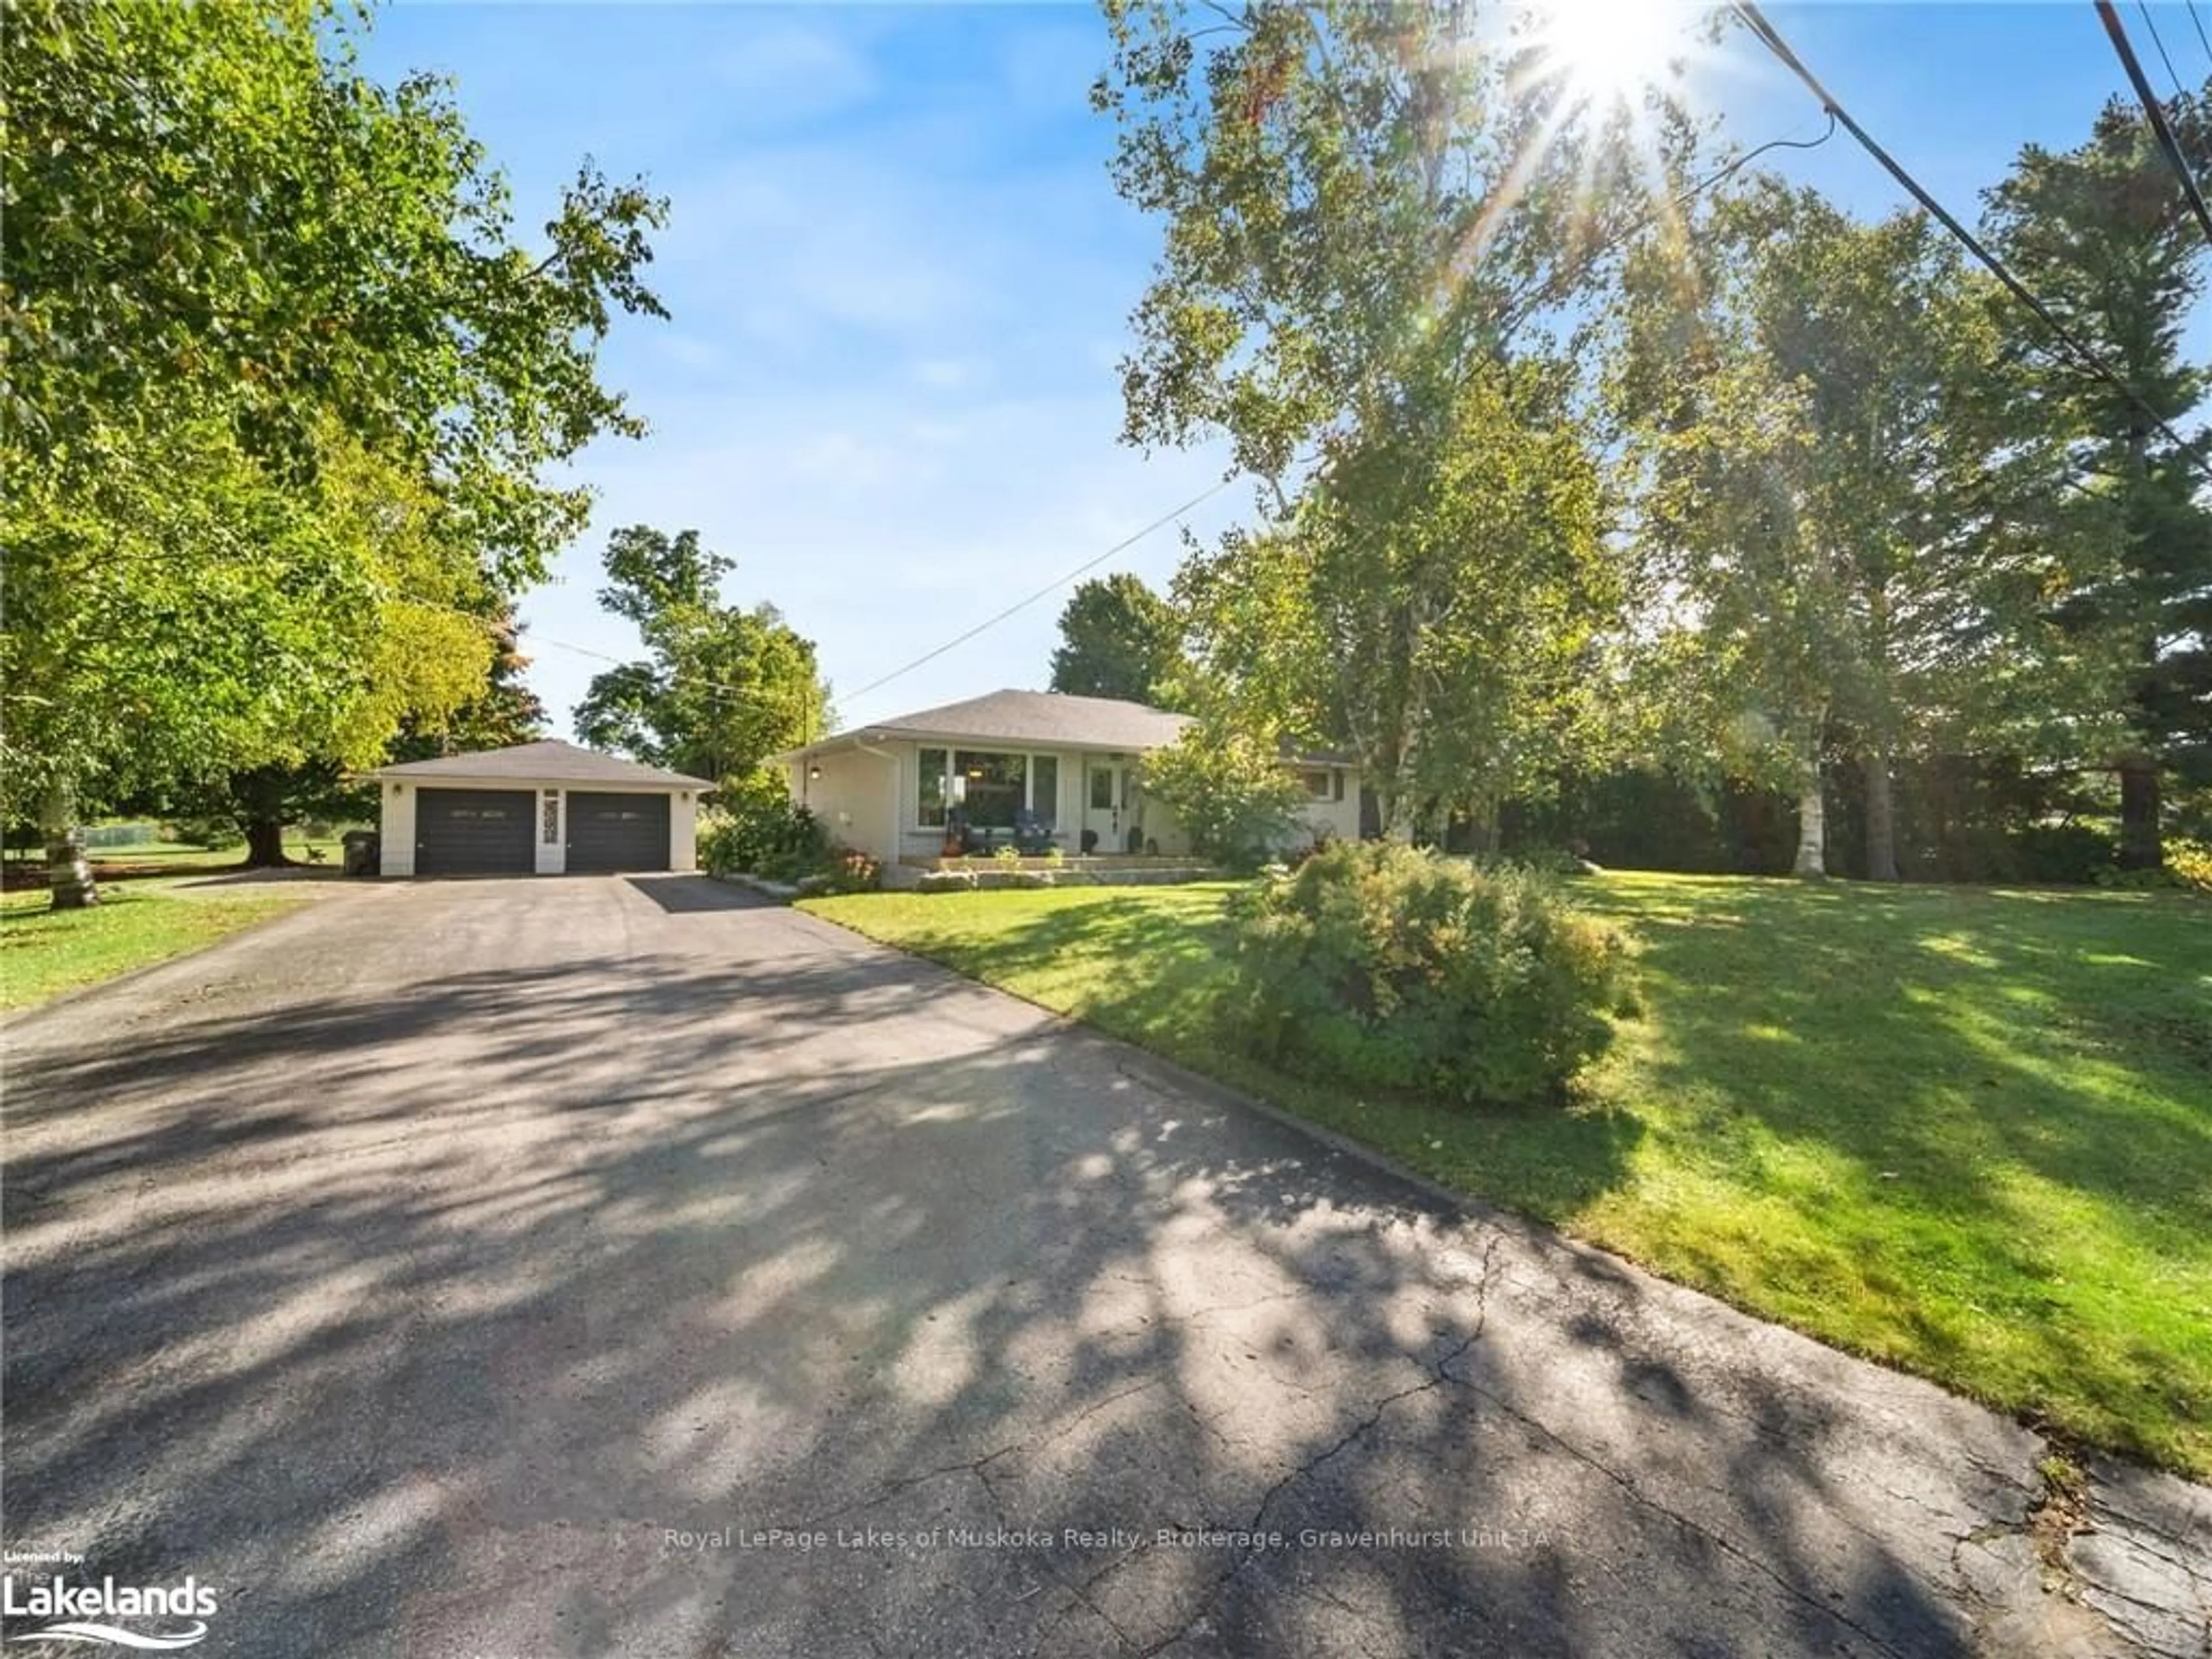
771 689 1362 869
370 740 713 877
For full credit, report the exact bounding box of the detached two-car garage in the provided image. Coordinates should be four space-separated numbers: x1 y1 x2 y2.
372 741 710 879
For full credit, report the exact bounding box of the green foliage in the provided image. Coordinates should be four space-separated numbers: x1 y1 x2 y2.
1225 841 1626 1108
2010 822 2119 885
574 527 830 781
1097 0 1706 838
1137 725 1305 870
696 769 829 878
1984 95 2212 868
821 849 883 895
3 0 665 902
2165 839 2212 895
2096 838 2212 895
805 873 2212 1477
1612 181 2065 879
1048 574 1188 706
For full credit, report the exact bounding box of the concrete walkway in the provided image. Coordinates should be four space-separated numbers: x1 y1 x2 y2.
3 876 2204 1657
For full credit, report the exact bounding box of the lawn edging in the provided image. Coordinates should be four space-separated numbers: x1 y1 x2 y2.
798 877 2212 1482
1 884 340 1020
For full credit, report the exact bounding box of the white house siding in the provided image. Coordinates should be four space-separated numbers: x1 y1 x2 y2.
790 746 899 863
781 737 1362 866
1291 768 1363 846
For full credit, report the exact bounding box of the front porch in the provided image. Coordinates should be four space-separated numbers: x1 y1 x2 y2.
885 850 1217 891
896 851 1204 873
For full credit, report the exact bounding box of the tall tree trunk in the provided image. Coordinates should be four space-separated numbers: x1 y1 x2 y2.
2117 757 2162 870
39 778 99 911
243 817 289 868
1791 719 1827 879
1863 744 1899 882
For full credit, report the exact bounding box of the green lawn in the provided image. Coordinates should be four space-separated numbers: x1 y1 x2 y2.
1 884 307 1010
803 873 2212 1479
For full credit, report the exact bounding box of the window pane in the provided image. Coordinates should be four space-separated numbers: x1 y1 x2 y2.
1090 766 1114 809
918 748 947 827
1302 770 1332 799
1032 757 1058 828
953 750 1025 829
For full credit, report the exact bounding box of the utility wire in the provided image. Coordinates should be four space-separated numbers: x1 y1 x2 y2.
2095 0 2212 247
2188 0 2212 69
836 116 1842 721
836 475 1237 710
1729 0 2207 469
2139 0 2198 105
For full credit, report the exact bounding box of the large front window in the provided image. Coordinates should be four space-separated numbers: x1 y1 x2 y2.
919 747 949 827
954 750 1025 828
916 749 1056 831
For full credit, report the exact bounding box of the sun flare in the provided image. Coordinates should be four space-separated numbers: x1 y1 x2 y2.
1528 0 1696 112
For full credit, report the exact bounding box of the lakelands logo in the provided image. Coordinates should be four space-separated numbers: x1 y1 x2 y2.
1 1574 217 1649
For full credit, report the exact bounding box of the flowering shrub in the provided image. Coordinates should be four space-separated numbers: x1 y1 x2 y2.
1224 840 1627 1108
2170 839 2212 895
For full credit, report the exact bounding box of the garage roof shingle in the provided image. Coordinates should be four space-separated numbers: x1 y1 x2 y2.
370 741 711 789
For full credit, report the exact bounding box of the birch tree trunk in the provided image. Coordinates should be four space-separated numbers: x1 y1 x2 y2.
1791 720 1827 879
40 777 99 911
1863 745 1899 882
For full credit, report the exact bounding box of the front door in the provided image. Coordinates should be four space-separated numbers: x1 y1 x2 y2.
1082 762 1123 854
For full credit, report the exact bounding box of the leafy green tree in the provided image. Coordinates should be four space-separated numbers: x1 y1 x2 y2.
185 612 552 868
1982 93 2212 870
1048 574 1188 706
1176 359 1611 838
3 0 665 904
1096 0 1703 838
573 527 830 782
1096 0 1705 484
1137 722 1306 868
1613 183 2071 878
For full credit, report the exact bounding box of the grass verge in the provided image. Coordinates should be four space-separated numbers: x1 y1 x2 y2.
2 884 307 1011
802 873 2212 1479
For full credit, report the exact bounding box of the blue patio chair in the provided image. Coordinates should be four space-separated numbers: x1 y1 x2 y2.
1013 810 1052 855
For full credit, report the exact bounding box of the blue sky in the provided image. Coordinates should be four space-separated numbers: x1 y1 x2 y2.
357 2 2211 738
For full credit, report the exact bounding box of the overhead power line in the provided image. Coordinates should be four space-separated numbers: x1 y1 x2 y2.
837 475 1238 711
2097 0 2212 247
1728 0 2207 469
2188 0 2212 69
2138 0 2199 106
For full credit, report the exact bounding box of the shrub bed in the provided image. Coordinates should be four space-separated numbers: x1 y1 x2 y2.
1224 840 1627 1108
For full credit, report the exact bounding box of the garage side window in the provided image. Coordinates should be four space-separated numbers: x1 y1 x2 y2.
541 791 560 844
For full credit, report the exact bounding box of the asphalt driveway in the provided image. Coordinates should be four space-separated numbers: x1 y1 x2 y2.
3 876 2204 1658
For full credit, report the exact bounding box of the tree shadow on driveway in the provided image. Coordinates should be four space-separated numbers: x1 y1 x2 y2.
0 909 2052 1658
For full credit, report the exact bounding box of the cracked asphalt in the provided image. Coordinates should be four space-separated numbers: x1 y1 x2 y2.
4 876 2206 1658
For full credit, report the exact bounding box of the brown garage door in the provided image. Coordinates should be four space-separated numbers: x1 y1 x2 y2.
566 791 670 873
416 788 536 876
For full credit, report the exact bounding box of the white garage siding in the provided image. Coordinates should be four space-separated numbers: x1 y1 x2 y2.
370 742 712 878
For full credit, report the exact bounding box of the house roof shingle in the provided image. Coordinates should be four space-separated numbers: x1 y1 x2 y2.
369 740 712 789
810 689 1194 755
